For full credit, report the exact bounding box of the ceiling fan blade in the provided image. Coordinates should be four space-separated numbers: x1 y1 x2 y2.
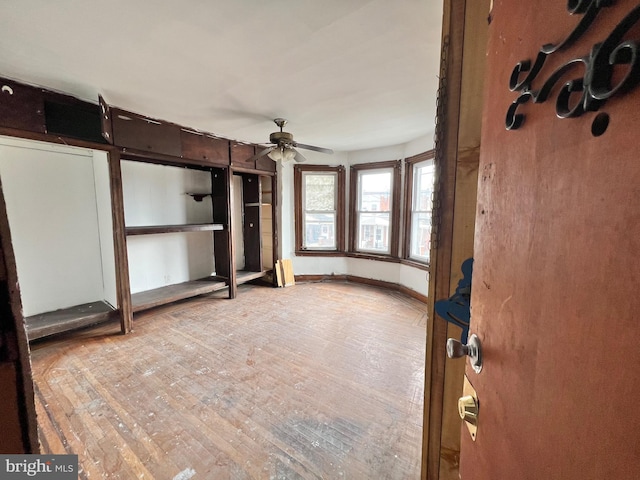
293 142 334 155
245 145 276 162
293 149 308 163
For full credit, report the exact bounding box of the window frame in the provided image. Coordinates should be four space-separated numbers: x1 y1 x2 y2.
294 164 346 255
349 160 401 259
403 150 435 270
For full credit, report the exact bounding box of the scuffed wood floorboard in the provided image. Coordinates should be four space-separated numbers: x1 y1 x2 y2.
31 282 427 479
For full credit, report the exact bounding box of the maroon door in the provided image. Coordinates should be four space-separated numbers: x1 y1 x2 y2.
460 1 640 479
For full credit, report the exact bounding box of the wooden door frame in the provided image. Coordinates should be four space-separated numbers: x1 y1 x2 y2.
0 177 39 453
422 1 490 479
0 0 487 468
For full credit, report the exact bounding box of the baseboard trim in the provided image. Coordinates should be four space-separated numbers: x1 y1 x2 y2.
295 274 428 304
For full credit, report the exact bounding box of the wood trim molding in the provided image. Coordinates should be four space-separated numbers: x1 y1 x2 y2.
349 160 401 256
344 252 401 264
422 2 488 479
403 150 435 262
225 168 238 299
350 159 400 171
271 174 279 287
406 150 436 165
230 165 276 176
294 165 303 252
295 274 348 283
400 258 431 271
294 251 346 257
294 164 346 253
391 161 402 257
0 126 112 152
294 274 428 304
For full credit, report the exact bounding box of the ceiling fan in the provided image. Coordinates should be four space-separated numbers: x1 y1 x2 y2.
248 118 334 163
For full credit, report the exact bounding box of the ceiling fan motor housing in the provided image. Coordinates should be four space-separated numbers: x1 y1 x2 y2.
270 131 294 146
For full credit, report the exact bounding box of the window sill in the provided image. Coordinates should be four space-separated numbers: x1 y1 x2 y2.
400 258 430 271
345 252 400 263
295 250 346 257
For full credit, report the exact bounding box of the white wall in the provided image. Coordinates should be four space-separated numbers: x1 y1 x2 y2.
403 132 434 158
92 150 117 308
232 174 245 270
280 138 434 298
0 137 115 316
121 161 215 293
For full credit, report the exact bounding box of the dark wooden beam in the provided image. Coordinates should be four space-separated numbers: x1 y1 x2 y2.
107 150 133 334
125 224 224 236
225 169 237 298
0 176 39 453
271 173 279 287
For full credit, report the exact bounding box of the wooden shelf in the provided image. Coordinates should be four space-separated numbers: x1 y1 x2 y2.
131 276 228 312
26 301 117 341
236 270 270 285
126 223 224 236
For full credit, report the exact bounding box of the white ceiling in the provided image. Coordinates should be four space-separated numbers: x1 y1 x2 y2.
0 1 443 152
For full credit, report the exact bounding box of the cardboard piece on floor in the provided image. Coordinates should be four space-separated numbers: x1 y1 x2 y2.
281 259 295 287
275 260 284 287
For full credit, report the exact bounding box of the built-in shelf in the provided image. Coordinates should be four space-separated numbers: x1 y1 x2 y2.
26 301 117 341
236 269 270 285
131 276 228 312
126 223 224 236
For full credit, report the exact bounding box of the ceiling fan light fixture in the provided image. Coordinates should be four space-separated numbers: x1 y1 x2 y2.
267 148 283 161
252 118 333 163
283 147 296 162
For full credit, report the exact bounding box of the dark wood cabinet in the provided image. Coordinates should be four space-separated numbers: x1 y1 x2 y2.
0 77 45 133
0 78 279 335
256 154 276 172
180 130 230 166
111 109 182 157
230 142 256 169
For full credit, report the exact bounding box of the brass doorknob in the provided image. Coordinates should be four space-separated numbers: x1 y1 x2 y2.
458 394 478 424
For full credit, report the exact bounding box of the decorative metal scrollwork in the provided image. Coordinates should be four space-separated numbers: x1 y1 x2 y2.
506 1 640 135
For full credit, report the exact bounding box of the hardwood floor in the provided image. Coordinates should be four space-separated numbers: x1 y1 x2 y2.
30 282 427 479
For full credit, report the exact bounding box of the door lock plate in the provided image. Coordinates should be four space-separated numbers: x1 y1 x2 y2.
460 375 479 441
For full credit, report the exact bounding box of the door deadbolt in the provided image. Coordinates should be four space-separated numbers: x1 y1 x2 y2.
447 333 483 373
458 395 478 423
460 376 479 441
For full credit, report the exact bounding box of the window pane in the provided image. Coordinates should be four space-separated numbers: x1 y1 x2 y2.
413 163 434 211
304 173 336 211
304 212 336 248
359 171 391 212
410 212 431 261
358 212 390 253
408 160 434 263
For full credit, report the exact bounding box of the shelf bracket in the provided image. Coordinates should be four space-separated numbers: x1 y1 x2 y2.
186 192 213 202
